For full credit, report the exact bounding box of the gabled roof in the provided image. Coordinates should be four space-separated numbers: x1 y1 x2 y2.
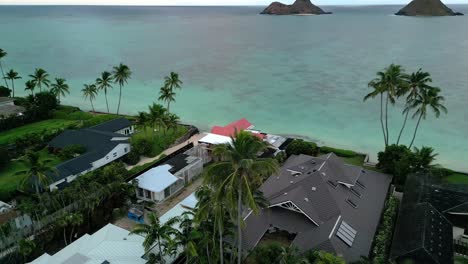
90 118 133 133
243 153 392 262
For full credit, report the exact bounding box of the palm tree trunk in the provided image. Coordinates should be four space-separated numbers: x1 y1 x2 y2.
385 92 390 147
237 183 242 264
69 226 75 244
380 93 386 147
0 62 8 88
63 227 68 246
409 113 423 149
11 80 14 98
167 102 170 113
105 90 110 114
396 110 409 145
117 84 122 115
157 236 164 263
219 222 224 264
90 99 95 112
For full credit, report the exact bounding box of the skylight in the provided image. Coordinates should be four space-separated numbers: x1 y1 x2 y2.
336 221 357 247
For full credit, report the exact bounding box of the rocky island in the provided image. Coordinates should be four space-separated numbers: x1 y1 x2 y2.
260 0 332 15
396 0 464 16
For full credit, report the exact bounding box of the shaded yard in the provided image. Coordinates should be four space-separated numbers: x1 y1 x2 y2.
257 230 296 248
132 126 188 158
0 119 76 145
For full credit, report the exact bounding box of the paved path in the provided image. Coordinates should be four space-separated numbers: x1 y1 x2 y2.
125 133 206 171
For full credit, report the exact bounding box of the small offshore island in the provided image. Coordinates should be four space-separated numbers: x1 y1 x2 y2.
260 0 332 15
396 0 464 16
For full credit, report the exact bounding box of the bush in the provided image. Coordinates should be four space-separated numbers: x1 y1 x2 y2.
319 146 357 158
124 150 140 165
58 144 86 160
248 243 285 264
372 196 399 264
286 139 318 156
0 86 11 97
131 137 152 157
377 145 414 185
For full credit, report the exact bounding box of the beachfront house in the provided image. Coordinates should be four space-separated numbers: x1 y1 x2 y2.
390 173 468 264
47 118 133 191
242 153 392 263
135 152 203 203
0 97 24 118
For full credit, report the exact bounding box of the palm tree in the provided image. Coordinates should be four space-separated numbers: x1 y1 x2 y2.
148 103 167 139
159 85 176 112
50 78 70 103
29 68 50 92
164 72 183 92
20 151 55 195
204 131 279 264
4 69 21 97
82 84 98 112
408 86 447 148
365 74 387 147
24 80 36 96
162 112 180 135
396 70 433 145
112 63 132 115
413 146 438 170
58 212 84 245
96 71 113 113
172 211 202 264
130 212 178 263
137 111 149 135
0 49 8 88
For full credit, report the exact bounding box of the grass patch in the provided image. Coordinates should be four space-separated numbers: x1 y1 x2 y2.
444 173 468 184
0 149 63 200
132 126 188 157
342 155 366 166
455 256 468 264
0 119 77 145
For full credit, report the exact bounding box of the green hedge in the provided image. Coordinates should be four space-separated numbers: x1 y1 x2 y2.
319 146 358 158
372 195 399 264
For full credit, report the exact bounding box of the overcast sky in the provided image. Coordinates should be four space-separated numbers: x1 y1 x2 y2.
1 0 467 5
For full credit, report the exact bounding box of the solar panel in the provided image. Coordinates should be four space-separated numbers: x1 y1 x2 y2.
336 221 357 247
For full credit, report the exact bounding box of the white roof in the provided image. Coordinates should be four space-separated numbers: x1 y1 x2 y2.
136 164 179 193
160 193 198 225
29 224 146 264
198 133 232 145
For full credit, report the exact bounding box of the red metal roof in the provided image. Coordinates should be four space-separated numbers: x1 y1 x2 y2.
211 118 265 139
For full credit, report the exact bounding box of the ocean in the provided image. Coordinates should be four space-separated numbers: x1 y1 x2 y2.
1 5 467 171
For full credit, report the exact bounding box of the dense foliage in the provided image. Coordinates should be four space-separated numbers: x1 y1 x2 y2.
319 146 357 157
0 85 11 97
372 196 399 264
57 144 87 160
286 139 318 156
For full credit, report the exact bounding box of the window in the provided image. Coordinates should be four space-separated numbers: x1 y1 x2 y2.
106 156 109 160
336 221 357 247
113 152 117 158
350 187 361 198
137 188 143 197
328 180 338 188
356 180 365 189
145 190 151 199
346 198 358 208
124 147 128 153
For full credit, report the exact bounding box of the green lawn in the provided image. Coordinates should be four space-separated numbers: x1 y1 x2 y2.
455 256 468 264
444 173 468 184
0 149 63 200
132 126 189 157
0 119 77 145
342 155 366 166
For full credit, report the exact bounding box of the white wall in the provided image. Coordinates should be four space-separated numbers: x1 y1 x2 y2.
115 125 135 136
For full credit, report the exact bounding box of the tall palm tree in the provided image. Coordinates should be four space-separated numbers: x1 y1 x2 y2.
148 103 167 139
172 211 202 264
82 84 98 112
164 72 183 92
365 73 387 147
4 69 21 97
24 80 36 96
19 151 56 195
58 212 84 245
130 212 178 263
96 71 113 113
396 69 433 145
29 68 50 92
408 86 447 148
0 49 8 88
112 63 132 115
162 112 180 135
158 85 176 112
50 78 70 103
137 111 149 135
413 146 438 170
204 131 279 264
381 64 405 146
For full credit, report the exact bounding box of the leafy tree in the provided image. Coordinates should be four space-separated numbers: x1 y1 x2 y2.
136 111 149 134
57 212 84 245
96 71 113 113
4 69 21 97
24 80 36 96
50 78 70 103
377 144 414 185
148 103 167 139
408 86 447 148
286 139 318 156
20 151 56 195
312 250 345 264
29 68 50 92
0 85 10 97
172 211 202 263
112 63 132 115
163 112 180 134
277 246 309 264
159 85 176 112
130 212 178 263
204 131 279 264
0 48 8 88
18 239 36 263
396 69 433 145
249 242 284 264
82 84 98 112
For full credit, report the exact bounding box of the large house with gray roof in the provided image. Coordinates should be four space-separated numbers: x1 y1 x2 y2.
242 153 392 262
47 118 134 190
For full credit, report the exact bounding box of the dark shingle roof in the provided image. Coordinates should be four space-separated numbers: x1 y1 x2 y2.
243 153 392 263
164 153 190 174
90 118 132 133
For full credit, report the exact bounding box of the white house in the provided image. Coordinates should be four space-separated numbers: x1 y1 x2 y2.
47 119 133 191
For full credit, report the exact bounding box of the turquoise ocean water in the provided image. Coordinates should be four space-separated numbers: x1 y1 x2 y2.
1 5 467 171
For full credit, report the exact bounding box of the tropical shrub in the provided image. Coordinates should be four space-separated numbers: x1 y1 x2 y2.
377 145 414 185
58 144 86 160
286 139 318 156
372 196 398 264
0 146 8 169
0 86 11 97
131 137 152 157
319 146 358 158
248 242 284 263
123 150 140 165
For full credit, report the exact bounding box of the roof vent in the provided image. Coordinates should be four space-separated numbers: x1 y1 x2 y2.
361 170 366 173
276 176 280 180
321 172 326 176
290 181 294 184
283 192 288 196
304 197 309 202
312 187 317 191
300 166 305 170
